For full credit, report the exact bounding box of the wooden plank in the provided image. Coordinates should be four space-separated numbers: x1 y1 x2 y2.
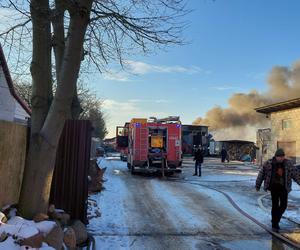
0 120 27 208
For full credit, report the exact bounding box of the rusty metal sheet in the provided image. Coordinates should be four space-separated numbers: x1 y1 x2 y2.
50 120 91 224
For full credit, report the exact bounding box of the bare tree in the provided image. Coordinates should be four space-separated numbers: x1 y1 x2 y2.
77 83 107 139
14 80 32 108
15 80 107 139
0 0 188 218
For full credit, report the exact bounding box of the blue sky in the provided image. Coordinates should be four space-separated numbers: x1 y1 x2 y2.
1 1 300 138
88 0 300 137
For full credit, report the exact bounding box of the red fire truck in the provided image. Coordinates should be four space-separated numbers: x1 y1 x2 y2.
116 116 182 174
116 122 129 161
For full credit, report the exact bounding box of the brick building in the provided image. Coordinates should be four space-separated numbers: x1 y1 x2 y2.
256 98 300 164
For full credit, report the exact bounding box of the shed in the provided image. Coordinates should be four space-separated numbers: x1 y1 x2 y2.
210 140 256 161
255 98 300 164
182 125 209 155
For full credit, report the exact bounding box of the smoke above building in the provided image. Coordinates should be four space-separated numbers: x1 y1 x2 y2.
193 61 300 141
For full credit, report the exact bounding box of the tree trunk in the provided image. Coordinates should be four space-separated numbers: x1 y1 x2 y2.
52 0 65 83
53 1 82 120
71 85 83 119
19 0 93 218
30 0 53 135
19 135 57 218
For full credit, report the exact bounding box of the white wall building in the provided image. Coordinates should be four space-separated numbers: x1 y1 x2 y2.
0 45 30 124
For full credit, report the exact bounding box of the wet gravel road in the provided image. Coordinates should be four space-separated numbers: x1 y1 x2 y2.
88 158 295 250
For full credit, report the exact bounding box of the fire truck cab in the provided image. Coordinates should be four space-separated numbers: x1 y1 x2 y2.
116 116 182 174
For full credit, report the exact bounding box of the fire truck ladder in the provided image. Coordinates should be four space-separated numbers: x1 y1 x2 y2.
140 126 148 165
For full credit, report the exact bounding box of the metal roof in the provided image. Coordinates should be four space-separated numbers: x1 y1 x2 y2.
255 97 300 114
219 140 254 144
182 124 209 128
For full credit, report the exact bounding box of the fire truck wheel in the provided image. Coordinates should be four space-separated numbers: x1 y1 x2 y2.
131 165 136 175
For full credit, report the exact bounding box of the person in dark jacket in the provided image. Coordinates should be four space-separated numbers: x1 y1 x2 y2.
193 146 204 176
256 148 300 231
221 147 227 163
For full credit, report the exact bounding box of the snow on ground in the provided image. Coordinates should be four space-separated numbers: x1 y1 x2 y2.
88 158 265 248
88 160 129 234
196 177 265 219
227 190 271 223
186 173 256 182
87 198 101 221
96 156 109 168
87 159 131 248
88 157 300 249
258 183 300 225
180 158 300 232
186 158 300 224
0 239 54 250
289 184 300 199
150 180 210 231
185 180 268 231
186 161 300 229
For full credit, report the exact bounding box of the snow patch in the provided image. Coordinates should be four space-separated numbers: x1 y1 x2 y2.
0 216 56 249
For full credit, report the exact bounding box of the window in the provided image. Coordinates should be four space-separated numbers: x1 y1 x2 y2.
282 119 292 130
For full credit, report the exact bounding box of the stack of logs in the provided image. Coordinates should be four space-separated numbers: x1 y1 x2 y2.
0 204 88 249
88 159 106 194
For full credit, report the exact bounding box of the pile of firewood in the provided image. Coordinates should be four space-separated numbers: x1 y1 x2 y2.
88 159 106 194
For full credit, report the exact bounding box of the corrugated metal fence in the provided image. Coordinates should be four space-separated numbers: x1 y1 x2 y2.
50 120 91 224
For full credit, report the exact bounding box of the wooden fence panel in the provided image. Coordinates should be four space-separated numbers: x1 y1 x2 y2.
0 120 27 208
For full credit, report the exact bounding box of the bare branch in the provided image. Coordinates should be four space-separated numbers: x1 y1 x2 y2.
1 0 189 80
0 19 31 36
8 0 31 18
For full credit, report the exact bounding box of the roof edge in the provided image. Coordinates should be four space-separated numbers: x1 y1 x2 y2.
0 45 31 115
255 97 300 114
